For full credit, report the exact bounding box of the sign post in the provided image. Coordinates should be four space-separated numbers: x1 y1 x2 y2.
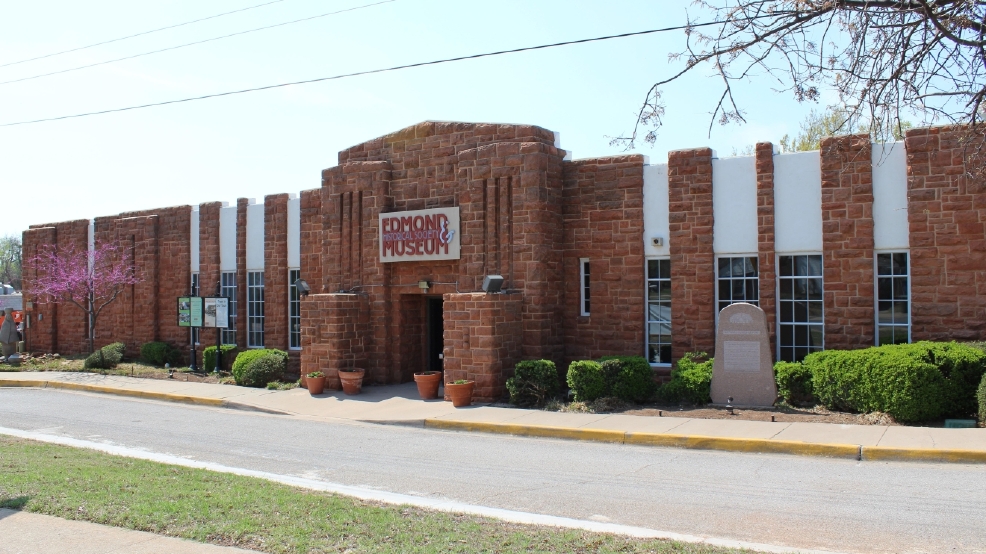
177 296 203 372
177 292 228 374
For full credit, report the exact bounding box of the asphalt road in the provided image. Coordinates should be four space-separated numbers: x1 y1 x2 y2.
1 388 984 554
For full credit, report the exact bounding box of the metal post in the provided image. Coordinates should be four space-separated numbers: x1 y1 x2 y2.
214 281 222 374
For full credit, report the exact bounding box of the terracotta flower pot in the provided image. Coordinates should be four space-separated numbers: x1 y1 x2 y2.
445 380 474 407
339 369 365 395
300 373 308 389
307 375 327 395
413 371 442 400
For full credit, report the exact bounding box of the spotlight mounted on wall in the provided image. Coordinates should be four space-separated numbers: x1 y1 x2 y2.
294 278 311 298
418 280 431 291
482 275 504 294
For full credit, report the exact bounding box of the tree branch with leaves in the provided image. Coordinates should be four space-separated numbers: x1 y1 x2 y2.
614 0 986 149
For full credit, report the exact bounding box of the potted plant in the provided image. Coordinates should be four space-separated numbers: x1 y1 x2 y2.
413 371 442 400
339 367 365 395
306 371 327 395
445 379 475 407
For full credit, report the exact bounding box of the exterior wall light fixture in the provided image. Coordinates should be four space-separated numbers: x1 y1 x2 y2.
482 275 504 293
418 280 431 291
294 278 311 298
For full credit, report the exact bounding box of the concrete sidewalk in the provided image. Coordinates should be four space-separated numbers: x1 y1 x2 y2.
0 508 256 554
2 371 985 463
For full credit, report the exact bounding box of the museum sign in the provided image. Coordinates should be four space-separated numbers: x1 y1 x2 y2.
379 207 460 263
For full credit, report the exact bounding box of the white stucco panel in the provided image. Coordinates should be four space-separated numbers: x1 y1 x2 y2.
287 196 301 268
872 142 909 250
219 204 236 271
190 208 200 272
712 156 758 254
643 164 670 257
774 151 823 253
246 201 264 270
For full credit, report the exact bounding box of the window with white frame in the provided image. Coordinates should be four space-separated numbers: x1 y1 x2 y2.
247 271 265 348
190 272 200 344
646 259 672 365
717 256 759 314
877 252 910 345
220 272 237 345
579 259 590 316
289 269 301 350
778 255 824 362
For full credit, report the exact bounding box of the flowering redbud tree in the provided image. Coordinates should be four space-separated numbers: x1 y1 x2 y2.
29 241 141 353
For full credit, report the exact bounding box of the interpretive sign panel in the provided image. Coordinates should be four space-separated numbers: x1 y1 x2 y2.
202 297 229 329
177 297 203 327
710 302 777 407
379 207 460 263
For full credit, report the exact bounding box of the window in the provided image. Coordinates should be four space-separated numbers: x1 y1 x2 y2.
579 259 590 316
247 271 265 348
220 272 237 346
647 259 672 365
289 269 301 350
717 256 759 314
190 272 200 344
778 255 824 362
877 252 910 345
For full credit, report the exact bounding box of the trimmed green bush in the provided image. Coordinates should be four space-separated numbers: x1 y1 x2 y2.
232 349 288 387
83 342 126 370
566 360 607 402
600 355 656 403
202 345 238 373
977 373 986 426
775 361 814 405
139 341 182 367
807 341 986 422
506 359 559 407
657 352 713 405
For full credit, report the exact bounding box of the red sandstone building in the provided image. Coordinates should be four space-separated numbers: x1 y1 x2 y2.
21 122 986 402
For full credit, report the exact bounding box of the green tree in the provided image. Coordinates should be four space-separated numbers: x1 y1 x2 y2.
0 235 21 290
779 107 914 153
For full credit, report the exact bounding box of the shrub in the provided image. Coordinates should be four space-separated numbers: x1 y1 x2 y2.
566 360 607 402
775 361 814 405
83 342 126 370
808 342 986 422
657 352 713 405
202 345 238 373
600 355 656 403
232 349 288 387
979 373 986 426
505 359 559 407
139 341 182 367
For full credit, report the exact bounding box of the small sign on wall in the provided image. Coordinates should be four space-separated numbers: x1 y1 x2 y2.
379 207 460 263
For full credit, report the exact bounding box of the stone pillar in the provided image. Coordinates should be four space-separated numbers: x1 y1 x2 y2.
264 194 289 352
197 202 223 357
668 148 716 360
21 226 58 354
905 125 986 341
820 134 875 350
235 198 249 348
755 142 778 357
442 292 523 403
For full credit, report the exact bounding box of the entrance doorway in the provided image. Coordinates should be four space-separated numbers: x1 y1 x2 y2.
426 297 444 374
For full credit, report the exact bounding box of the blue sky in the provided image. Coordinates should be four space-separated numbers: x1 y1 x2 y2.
0 0 823 238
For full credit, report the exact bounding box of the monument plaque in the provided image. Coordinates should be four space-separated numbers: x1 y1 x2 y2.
710 303 777 407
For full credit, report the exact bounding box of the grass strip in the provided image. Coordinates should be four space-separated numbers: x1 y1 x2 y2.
0 436 752 554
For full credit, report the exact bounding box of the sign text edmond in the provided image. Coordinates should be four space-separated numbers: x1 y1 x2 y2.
379 207 460 263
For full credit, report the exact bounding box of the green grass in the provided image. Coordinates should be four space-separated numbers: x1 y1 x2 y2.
0 436 752 554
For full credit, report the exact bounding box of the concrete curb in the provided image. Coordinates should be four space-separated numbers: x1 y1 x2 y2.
0 380 224 408
424 419 986 464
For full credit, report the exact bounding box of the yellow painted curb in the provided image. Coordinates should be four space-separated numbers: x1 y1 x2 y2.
0 379 47 387
425 419 626 444
626 432 861 459
0 379 224 408
862 446 986 464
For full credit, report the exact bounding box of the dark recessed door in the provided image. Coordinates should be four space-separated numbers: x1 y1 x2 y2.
426 297 444 373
